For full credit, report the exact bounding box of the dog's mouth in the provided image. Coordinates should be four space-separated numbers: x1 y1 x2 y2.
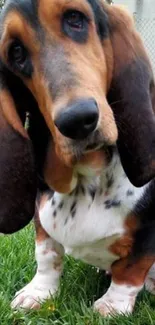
71 129 111 154
85 142 103 152
64 129 116 168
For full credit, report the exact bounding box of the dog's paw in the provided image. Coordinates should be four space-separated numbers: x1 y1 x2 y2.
11 278 57 310
94 297 115 316
94 292 135 317
94 281 141 317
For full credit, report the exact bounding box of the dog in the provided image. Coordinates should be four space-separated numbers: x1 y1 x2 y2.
0 0 155 317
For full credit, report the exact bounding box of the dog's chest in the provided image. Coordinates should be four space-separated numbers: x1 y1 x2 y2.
40 154 144 270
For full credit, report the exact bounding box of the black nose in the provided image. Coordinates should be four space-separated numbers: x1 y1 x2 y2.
55 99 99 140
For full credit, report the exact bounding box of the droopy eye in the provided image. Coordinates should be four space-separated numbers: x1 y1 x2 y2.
8 41 27 68
7 40 33 77
64 10 86 30
62 10 89 43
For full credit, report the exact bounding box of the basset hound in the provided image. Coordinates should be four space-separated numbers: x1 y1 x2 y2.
0 0 155 317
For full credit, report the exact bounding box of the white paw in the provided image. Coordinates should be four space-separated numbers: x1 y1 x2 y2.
11 278 57 310
94 296 115 316
94 294 135 317
93 281 141 317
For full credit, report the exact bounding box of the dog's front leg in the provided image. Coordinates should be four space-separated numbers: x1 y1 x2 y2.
11 216 64 310
94 255 155 317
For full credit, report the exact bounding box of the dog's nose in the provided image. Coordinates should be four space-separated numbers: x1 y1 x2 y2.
55 99 99 140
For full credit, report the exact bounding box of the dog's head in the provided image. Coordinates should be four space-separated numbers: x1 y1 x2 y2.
0 0 155 232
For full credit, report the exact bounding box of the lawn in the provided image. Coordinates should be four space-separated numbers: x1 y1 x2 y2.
0 225 155 325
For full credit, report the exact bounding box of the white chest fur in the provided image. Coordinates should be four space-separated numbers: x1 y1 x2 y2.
40 151 144 270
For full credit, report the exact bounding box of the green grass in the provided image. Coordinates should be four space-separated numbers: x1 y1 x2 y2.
0 225 155 325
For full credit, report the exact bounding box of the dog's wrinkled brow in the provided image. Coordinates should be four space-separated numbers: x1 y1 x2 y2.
2 0 109 39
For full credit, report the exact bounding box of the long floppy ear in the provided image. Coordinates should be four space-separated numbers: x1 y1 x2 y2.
0 62 37 234
106 4 155 187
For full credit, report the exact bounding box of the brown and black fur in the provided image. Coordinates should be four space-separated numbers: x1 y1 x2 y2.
0 0 155 299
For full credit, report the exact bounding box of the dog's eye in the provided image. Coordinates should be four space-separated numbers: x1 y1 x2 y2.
63 10 89 43
8 40 33 77
64 10 85 30
8 41 27 68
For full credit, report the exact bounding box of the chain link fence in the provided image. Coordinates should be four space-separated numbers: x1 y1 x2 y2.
0 0 4 9
112 1 155 72
134 14 155 72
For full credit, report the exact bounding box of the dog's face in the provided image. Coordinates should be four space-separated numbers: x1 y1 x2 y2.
0 0 155 232
0 0 118 161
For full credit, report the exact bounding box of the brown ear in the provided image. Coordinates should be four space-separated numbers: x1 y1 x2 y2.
107 5 155 187
0 64 37 234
